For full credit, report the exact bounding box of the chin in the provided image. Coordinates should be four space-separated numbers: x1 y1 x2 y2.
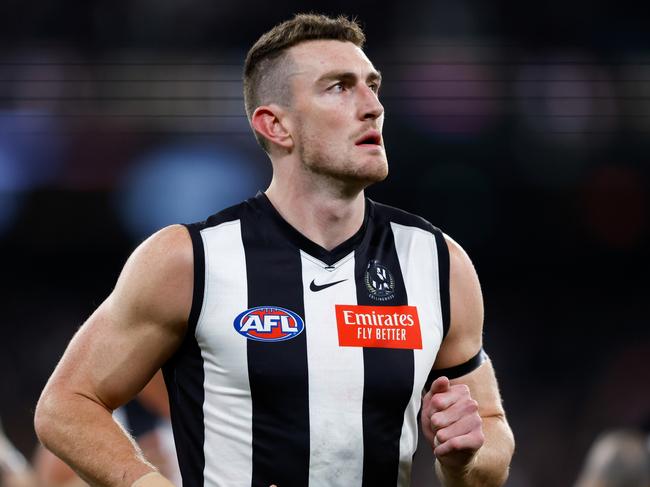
363 157 389 182
367 166 389 184
348 160 389 187
302 152 389 187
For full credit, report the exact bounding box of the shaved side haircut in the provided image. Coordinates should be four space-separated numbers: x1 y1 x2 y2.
243 13 366 151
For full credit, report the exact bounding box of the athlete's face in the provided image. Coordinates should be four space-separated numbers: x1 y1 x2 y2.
287 40 388 187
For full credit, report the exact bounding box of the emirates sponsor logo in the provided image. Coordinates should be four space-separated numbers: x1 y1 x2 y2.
335 304 422 350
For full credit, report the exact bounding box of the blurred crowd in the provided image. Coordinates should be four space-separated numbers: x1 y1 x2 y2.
1 1 648 486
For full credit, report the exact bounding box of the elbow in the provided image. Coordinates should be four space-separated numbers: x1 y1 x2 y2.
34 387 60 449
34 392 50 445
497 420 516 486
505 419 516 461
483 414 516 487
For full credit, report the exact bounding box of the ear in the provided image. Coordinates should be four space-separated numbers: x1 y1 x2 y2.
251 105 293 151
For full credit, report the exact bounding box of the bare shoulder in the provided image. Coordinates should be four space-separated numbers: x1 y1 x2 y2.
37 225 195 411
433 233 484 369
109 224 194 329
122 223 193 276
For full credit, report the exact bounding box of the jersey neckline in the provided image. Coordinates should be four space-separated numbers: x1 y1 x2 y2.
251 191 374 266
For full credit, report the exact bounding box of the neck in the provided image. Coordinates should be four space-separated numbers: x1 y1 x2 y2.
265 177 366 251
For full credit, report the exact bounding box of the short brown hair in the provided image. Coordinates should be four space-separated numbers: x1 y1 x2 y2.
243 13 366 151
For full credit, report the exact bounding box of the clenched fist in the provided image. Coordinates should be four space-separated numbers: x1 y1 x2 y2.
421 376 485 473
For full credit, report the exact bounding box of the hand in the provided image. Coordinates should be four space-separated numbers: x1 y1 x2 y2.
421 376 484 474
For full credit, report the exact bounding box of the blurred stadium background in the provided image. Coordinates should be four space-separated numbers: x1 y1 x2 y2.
0 1 648 486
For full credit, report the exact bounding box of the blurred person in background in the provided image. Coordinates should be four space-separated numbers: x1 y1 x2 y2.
0 419 36 487
33 13 513 487
574 420 650 487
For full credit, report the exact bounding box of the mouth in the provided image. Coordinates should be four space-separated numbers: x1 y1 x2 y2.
355 130 382 147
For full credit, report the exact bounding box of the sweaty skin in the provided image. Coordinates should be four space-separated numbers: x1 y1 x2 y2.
33 372 174 487
421 236 514 486
35 225 193 487
252 39 386 251
34 37 513 487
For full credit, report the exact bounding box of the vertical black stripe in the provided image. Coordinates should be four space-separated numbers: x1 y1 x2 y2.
162 223 206 487
357 222 415 487
185 223 206 333
241 217 310 487
432 229 451 339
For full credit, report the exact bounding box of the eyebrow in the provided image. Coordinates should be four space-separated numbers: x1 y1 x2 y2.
316 69 383 85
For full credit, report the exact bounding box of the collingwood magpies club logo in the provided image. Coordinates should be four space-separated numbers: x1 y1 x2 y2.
364 259 395 301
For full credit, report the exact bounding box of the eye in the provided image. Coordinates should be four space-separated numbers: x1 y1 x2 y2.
368 83 379 93
329 82 346 93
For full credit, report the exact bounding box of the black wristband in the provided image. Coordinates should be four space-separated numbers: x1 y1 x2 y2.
424 348 488 391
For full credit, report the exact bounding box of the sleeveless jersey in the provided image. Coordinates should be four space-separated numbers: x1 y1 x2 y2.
162 192 450 487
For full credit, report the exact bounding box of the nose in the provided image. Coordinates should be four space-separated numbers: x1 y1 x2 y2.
358 84 384 121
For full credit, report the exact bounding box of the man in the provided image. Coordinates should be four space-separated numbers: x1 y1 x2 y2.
35 13 514 487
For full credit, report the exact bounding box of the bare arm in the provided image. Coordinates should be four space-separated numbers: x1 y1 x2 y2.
421 235 514 487
34 225 193 487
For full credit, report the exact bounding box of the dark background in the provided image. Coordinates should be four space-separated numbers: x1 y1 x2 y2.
1 1 648 486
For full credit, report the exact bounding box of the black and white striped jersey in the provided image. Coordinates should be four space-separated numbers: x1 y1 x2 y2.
162 192 450 487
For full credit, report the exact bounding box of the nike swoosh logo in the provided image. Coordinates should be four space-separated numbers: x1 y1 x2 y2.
309 279 347 292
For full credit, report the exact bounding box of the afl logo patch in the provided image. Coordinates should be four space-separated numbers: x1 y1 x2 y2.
364 260 395 301
233 306 305 342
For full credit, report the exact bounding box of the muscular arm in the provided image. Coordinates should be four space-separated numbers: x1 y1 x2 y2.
34 225 193 487
422 235 514 487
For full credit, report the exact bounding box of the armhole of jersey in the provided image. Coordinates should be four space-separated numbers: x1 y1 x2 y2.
183 223 205 336
432 228 450 340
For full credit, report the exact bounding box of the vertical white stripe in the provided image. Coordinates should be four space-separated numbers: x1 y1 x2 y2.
391 223 444 487
197 220 252 487
301 252 365 487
